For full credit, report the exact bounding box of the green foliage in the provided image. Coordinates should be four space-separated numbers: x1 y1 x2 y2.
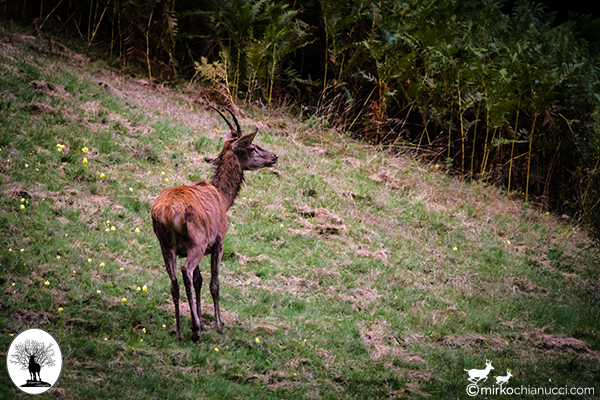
3 1 600 228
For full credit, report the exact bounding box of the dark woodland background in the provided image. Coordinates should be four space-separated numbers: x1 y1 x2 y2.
3 0 600 235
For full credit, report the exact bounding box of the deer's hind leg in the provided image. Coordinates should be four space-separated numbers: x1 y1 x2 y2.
192 266 205 331
210 235 223 333
161 247 182 341
181 246 204 343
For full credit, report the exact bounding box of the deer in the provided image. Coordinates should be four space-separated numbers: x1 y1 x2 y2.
495 369 512 386
464 359 494 384
151 107 278 342
28 355 41 382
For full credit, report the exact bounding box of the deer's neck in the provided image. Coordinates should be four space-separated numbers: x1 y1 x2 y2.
210 153 245 210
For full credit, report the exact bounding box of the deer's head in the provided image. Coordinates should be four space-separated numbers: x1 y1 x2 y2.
209 106 278 171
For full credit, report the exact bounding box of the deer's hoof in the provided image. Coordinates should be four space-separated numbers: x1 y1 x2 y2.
191 329 201 343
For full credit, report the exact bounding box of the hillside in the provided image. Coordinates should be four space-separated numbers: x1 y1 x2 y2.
1 28 599 399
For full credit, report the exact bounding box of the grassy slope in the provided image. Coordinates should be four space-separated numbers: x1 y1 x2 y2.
1 28 599 399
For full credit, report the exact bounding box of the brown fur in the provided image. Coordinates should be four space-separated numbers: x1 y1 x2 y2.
151 108 277 342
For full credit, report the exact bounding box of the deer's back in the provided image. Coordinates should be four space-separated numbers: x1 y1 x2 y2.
151 181 228 257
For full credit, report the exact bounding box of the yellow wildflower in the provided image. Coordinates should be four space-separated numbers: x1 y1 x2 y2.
136 286 141 292
214 348 219 352
96 290 101 294
111 226 115 231
82 147 88 153
142 285 147 292
100 173 105 178
121 297 127 303
20 204 25 210
44 280 50 286
88 258 92 263
58 307 63 313
135 227 140 233
453 247 458 251
99 262 105 267
255 337 260 344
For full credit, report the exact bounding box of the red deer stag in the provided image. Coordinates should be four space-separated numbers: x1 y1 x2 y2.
151 107 278 342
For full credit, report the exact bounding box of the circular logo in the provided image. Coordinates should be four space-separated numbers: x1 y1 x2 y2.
6 329 63 394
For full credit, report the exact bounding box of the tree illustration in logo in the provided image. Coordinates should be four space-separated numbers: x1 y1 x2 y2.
9 339 56 387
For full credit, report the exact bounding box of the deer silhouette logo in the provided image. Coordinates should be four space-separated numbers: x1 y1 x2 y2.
7 329 63 394
28 355 42 382
464 359 494 384
495 369 513 385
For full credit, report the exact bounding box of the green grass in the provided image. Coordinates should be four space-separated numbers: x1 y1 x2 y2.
1 27 599 399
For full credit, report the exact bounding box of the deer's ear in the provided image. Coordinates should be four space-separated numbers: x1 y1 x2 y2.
232 129 257 151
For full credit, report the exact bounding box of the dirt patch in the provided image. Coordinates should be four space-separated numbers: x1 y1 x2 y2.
369 169 409 190
289 205 347 237
290 217 347 237
360 320 426 365
72 194 114 216
342 157 361 168
295 204 344 224
28 102 57 113
521 326 600 360
79 100 103 113
225 271 262 289
279 274 319 292
3 183 46 200
314 267 340 279
235 252 277 267
444 334 509 350
354 244 389 265
339 287 382 304
505 276 549 295
30 80 71 99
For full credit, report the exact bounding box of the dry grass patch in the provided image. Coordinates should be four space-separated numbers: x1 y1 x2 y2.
505 276 549 295
444 333 509 350
521 326 600 360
